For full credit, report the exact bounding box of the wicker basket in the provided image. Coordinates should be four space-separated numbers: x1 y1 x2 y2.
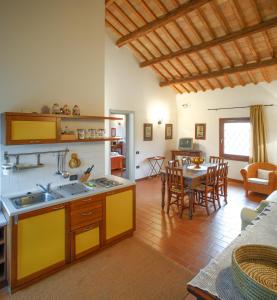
232 244 277 300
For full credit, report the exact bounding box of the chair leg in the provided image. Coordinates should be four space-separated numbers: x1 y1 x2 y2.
204 193 210 215
216 188 221 208
211 191 216 211
224 182 228 203
179 197 184 218
167 192 171 214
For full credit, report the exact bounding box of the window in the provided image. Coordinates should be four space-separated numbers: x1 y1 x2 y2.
219 118 250 161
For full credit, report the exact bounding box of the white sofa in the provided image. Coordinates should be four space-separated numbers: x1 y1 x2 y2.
241 190 277 230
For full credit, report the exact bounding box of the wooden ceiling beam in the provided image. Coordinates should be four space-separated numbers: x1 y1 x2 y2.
180 84 190 93
173 85 183 93
152 65 168 80
187 82 197 92
248 0 274 58
159 57 277 86
106 0 117 8
116 0 211 47
261 68 272 83
224 74 234 88
235 72 246 86
231 0 259 62
106 20 123 37
140 17 277 67
106 19 147 62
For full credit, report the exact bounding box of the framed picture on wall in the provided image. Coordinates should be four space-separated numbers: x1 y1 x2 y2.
111 127 116 137
143 123 153 141
195 123 206 140
165 124 173 140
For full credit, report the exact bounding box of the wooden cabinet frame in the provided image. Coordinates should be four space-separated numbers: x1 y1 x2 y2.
10 204 70 291
6 114 58 145
4 112 123 145
7 185 136 292
70 222 102 261
104 185 136 245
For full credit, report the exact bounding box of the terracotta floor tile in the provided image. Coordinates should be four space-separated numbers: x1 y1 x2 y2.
134 176 266 296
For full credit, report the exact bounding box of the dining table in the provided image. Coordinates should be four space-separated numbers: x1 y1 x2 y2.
160 163 216 219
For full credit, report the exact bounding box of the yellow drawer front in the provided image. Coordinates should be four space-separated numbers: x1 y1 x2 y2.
17 209 65 280
106 190 133 240
75 227 100 255
11 120 56 140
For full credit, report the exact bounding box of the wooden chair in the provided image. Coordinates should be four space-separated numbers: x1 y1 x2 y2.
166 166 189 217
209 156 224 164
216 163 228 204
193 166 219 215
181 156 191 166
168 160 180 168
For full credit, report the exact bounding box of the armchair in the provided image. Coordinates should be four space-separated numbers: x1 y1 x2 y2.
240 162 277 196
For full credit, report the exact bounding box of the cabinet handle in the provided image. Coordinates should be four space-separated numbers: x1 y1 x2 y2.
81 211 94 216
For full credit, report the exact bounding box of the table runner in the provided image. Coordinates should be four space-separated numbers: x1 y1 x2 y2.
188 203 277 299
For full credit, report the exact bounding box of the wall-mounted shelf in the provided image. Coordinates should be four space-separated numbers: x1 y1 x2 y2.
4 112 123 121
59 137 121 143
60 115 122 121
3 112 123 145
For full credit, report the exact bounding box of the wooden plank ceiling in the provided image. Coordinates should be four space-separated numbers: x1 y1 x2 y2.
105 0 277 94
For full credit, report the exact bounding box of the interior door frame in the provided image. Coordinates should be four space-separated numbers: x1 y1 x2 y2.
109 110 135 181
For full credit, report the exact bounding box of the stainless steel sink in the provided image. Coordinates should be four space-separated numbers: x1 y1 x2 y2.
10 191 63 209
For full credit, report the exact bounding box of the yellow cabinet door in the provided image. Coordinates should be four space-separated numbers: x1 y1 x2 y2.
106 188 134 241
7 115 57 144
16 206 66 281
72 224 100 260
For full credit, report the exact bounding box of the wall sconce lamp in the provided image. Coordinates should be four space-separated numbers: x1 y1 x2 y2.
182 103 191 109
158 119 163 125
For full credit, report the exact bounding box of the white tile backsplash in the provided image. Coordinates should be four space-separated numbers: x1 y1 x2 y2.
1 142 105 196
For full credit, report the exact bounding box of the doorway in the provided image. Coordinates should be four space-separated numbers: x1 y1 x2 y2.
109 111 135 181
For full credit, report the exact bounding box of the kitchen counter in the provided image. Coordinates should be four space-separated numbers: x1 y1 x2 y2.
0 212 7 227
1 175 135 217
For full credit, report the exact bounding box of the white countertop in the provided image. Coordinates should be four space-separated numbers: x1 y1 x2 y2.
0 212 7 227
1 175 135 218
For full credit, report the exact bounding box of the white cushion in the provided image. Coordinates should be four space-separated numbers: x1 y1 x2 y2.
257 169 272 180
248 178 269 185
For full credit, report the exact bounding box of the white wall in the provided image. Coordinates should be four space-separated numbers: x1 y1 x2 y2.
105 34 178 179
0 0 105 196
176 82 277 180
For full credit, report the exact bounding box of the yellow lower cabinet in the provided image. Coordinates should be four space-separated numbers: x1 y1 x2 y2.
72 224 100 260
105 188 134 241
16 206 66 281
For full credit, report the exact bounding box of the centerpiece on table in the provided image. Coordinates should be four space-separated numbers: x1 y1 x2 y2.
191 156 205 169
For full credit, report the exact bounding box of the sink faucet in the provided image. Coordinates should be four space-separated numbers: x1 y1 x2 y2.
36 183 52 193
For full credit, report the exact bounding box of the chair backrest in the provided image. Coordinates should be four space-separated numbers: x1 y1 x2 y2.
181 156 191 166
217 162 228 182
209 156 224 164
166 166 184 195
205 166 218 187
168 160 180 168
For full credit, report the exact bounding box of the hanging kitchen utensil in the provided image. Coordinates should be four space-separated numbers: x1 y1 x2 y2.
61 152 70 179
69 153 81 169
56 153 62 175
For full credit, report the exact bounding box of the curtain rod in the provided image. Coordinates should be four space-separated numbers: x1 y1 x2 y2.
208 104 274 111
